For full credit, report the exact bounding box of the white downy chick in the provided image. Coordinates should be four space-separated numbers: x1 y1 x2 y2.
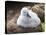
17 7 41 28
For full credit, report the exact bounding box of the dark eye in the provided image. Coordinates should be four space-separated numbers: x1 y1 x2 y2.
24 12 26 13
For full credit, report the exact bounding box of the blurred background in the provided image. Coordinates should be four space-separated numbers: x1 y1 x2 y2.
5 1 45 34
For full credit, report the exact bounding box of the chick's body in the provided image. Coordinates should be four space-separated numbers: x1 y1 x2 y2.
17 7 41 28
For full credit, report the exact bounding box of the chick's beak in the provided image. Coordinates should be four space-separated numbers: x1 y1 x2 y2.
27 13 31 18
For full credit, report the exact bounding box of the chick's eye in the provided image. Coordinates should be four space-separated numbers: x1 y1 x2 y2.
24 12 26 13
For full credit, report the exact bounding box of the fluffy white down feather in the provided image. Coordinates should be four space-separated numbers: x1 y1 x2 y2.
17 7 41 28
